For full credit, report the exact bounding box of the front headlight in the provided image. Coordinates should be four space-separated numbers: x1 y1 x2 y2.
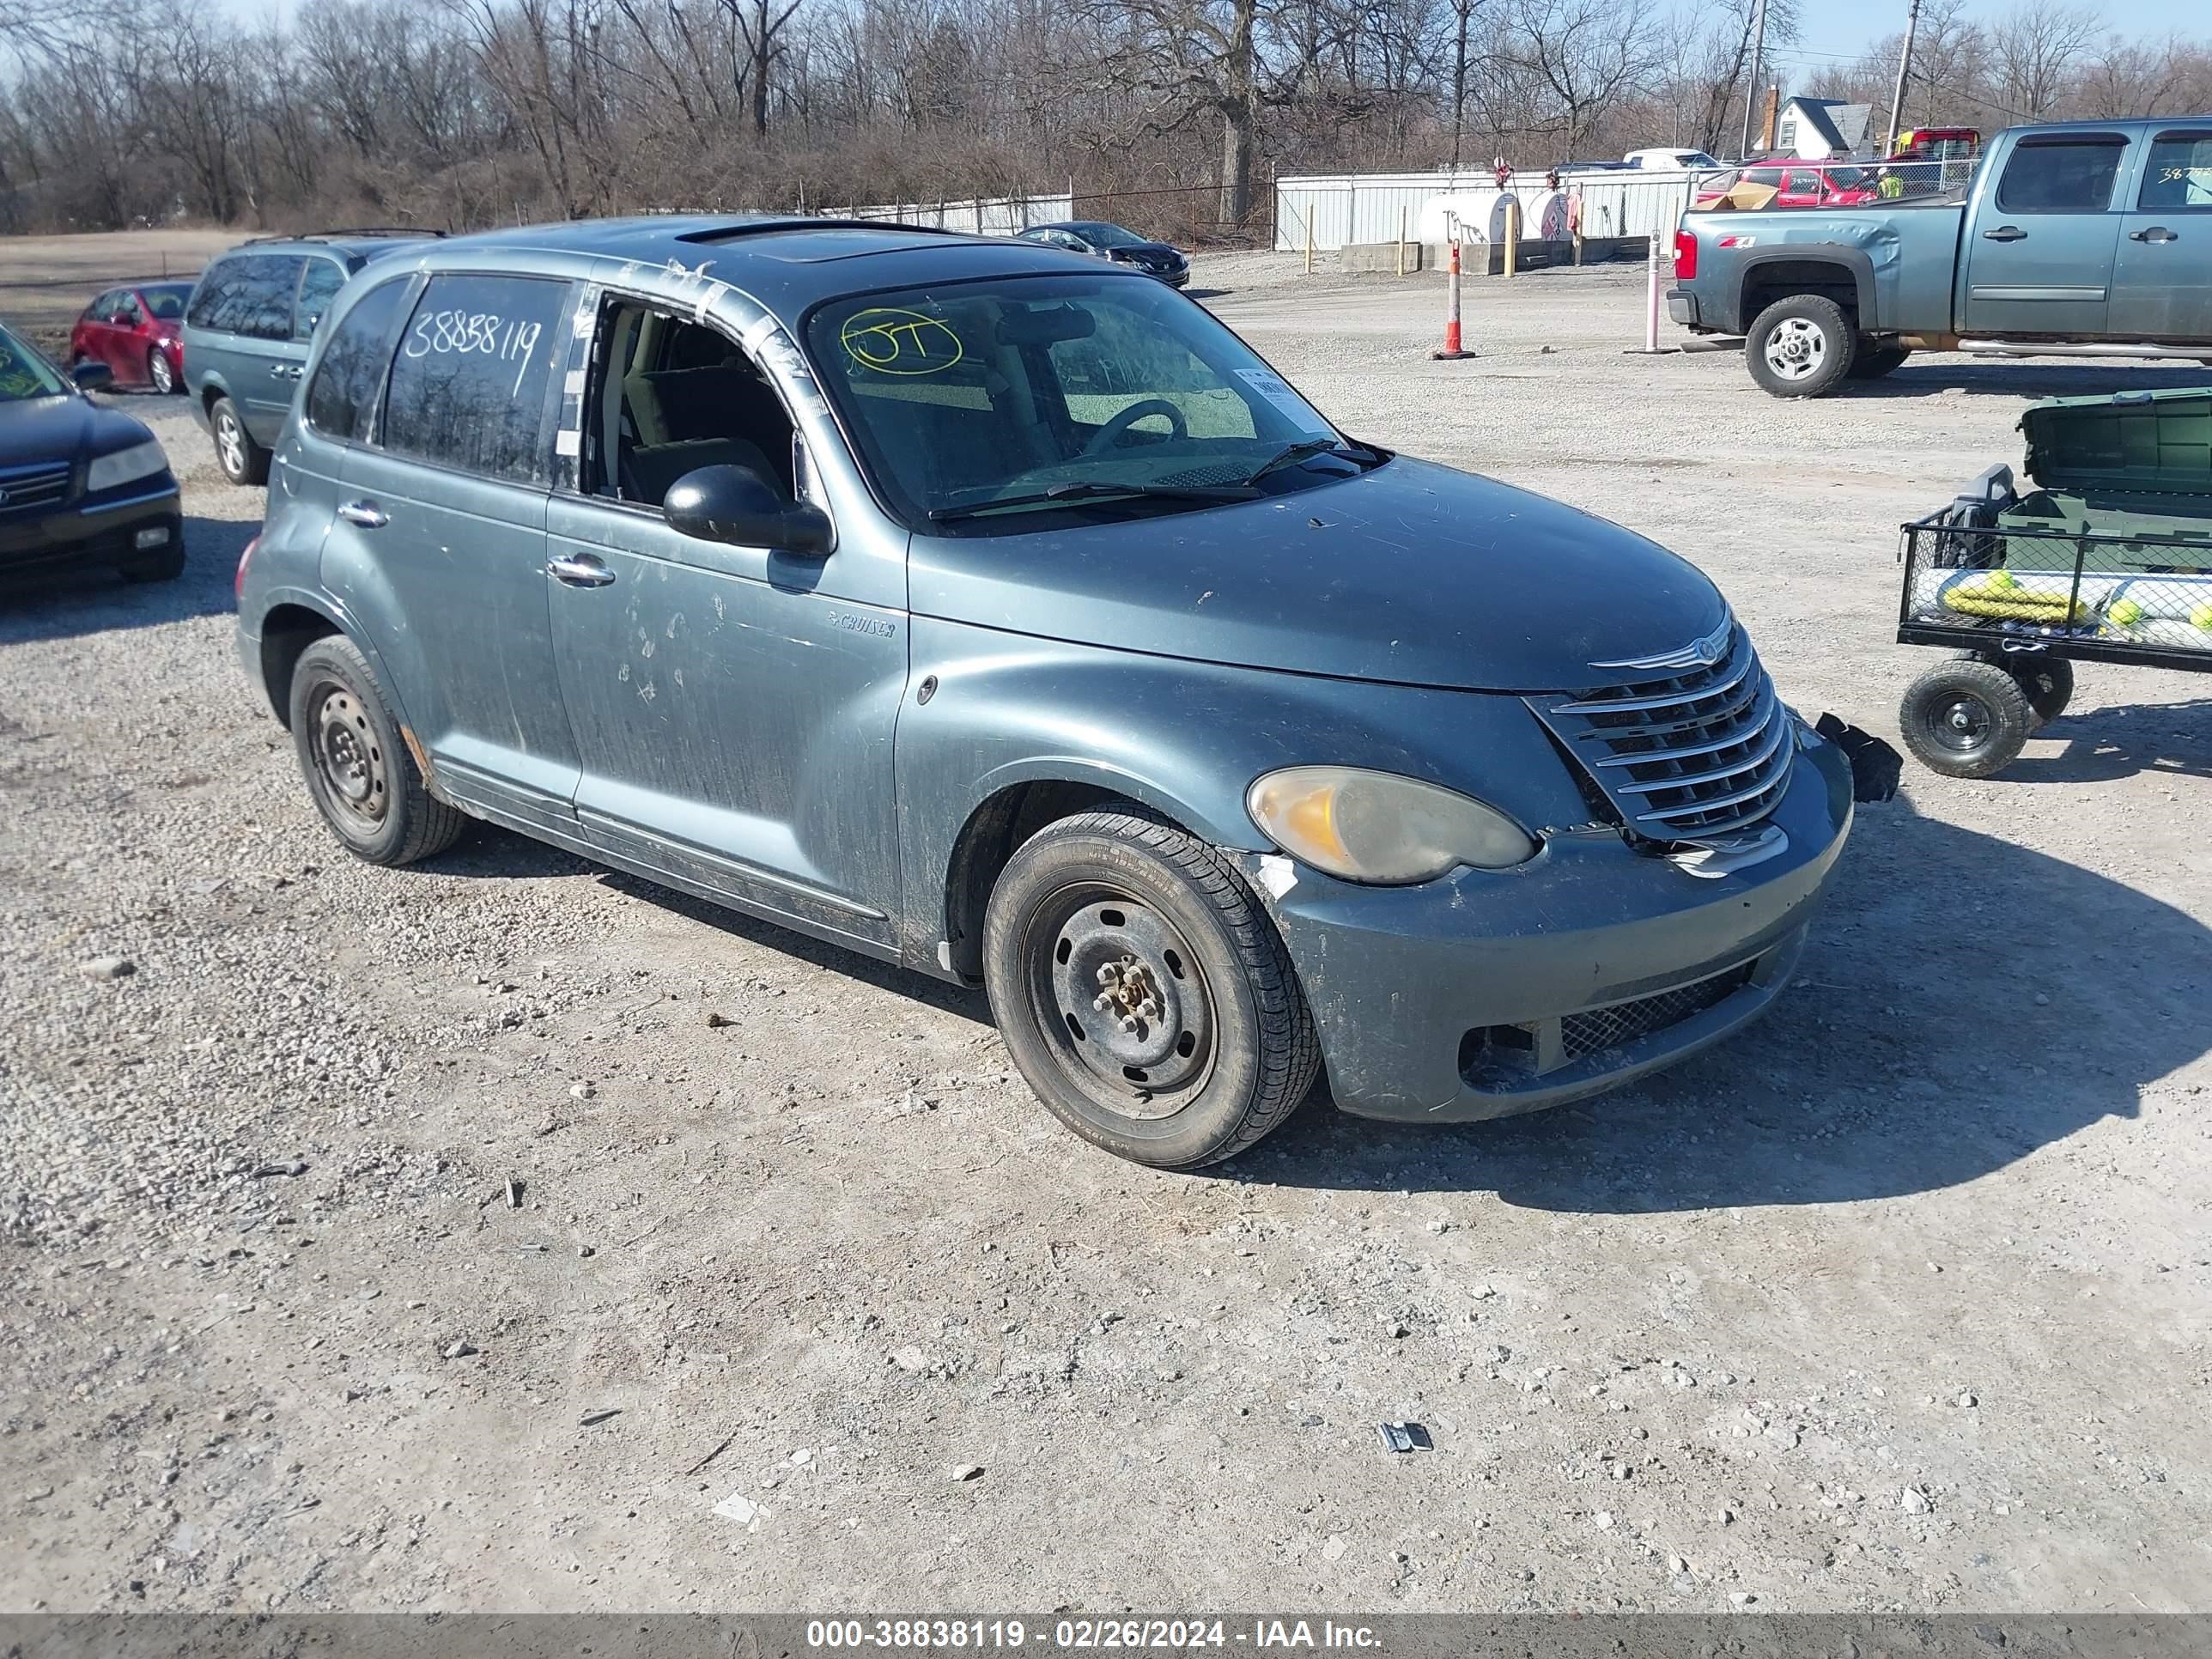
1247 766 1538 884
85 440 169 493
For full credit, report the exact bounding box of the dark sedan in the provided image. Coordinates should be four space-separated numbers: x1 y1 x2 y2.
1016 222 1190 287
0 320 184 583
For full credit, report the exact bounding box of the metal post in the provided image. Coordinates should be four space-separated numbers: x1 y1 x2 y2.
1397 206 1407 276
1885 0 1923 155
1645 228 1662 350
1304 205 1314 275
1432 231 1472 360
1739 0 1768 160
1503 198 1519 278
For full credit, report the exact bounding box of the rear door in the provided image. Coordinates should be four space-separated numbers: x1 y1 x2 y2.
1961 131 2129 337
323 270 582 823
2111 128 2212 342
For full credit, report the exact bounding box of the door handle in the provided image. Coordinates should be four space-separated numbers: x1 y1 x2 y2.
270 363 302 380
2129 226 2179 243
337 500 388 529
1982 225 2027 242
547 552 617 588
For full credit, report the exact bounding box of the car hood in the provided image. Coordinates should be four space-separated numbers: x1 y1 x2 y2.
908 456 1729 693
0 393 148 470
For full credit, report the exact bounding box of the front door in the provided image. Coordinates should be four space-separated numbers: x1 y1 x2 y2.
1960 131 2130 337
320 270 581 826
2111 127 2212 342
544 295 907 951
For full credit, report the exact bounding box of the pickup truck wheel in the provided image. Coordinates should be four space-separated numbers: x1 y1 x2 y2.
982 810 1320 1170
1901 659 2032 778
1847 346 1911 380
1747 295 1856 398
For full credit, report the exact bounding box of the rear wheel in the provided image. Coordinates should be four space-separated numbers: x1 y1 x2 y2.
148 348 177 395
982 810 1319 1169
289 635 467 866
1746 295 1856 398
1960 650 2072 724
1901 659 2033 778
210 395 269 486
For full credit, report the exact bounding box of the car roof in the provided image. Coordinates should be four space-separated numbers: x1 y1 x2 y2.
401 214 1121 325
231 230 442 264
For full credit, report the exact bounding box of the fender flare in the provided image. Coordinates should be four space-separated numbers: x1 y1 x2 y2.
1734 246 1881 333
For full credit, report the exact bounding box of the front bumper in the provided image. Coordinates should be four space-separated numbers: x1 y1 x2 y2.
1246 731 1854 1123
0 483 182 574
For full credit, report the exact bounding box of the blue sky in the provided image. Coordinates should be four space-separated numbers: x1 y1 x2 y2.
1789 0 2202 83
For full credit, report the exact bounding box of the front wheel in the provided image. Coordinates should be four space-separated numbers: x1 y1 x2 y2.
149 348 178 395
210 395 269 486
1900 659 2033 778
1746 295 1857 398
981 811 1320 1169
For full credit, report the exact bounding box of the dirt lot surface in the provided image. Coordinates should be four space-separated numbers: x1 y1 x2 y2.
3 246 2207 1616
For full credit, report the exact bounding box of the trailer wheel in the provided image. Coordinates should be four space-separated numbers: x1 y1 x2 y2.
1901 659 2032 778
1746 295 1856 398
1960 651 2073 725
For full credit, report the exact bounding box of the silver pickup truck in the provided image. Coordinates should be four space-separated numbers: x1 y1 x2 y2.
1667 119 2212 397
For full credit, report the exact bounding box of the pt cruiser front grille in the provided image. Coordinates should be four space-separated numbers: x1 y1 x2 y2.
1529 622 1793 841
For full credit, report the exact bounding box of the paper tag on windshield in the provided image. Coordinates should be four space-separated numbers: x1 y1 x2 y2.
1236 368 1331 435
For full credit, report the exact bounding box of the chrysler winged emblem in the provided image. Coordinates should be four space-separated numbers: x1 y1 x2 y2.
1591 611 1735 674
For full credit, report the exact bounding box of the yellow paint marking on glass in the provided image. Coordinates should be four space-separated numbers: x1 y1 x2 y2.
840 307 964 376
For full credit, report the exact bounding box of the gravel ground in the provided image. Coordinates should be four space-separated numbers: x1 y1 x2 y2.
2 250 2207 1615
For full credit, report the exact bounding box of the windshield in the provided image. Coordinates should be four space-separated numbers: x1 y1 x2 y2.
1074 223 1147 248
143 284 191 320
808 273 1363 530
0 325 69 402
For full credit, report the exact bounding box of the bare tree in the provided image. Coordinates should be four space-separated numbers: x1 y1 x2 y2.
1989 0 2099 118
724 0 804 134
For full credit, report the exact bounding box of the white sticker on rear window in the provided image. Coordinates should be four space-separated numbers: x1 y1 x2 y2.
1235 368 1331 435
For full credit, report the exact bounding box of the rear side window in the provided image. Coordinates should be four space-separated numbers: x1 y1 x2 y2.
306 277 413 443
1995 137 2125 212
186 253 307 339
2140 131 2212 211
295 258 349 341
380 273 568 484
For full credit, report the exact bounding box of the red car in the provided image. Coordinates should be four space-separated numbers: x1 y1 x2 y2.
69 281 195 395
1692 163 1877 211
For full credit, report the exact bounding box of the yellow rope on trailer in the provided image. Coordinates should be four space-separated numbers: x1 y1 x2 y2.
1942 592 2095 623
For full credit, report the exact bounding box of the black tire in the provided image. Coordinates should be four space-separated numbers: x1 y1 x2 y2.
148 348 178 395
1847 346 1911 380
288 634 467 866
1900 659 2033 779
1958 650 2072 725
118 540 185 582
1746 295 1857 398
981 810 1320 1169
210 394 269 486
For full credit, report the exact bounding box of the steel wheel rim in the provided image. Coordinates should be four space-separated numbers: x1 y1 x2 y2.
1931 693 1994 754
1022 882 1218 1122
1764 318 1826 380
216 410 245 476
150 352 173 393
310 683 388 830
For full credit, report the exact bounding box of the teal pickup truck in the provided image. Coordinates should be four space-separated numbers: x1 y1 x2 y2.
1667 119 2212 396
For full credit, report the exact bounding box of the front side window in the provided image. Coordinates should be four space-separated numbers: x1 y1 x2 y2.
582 299 797 508
1996 137 2124 212
380 272 568 484
2140 131 2212 211
807 273 1355 529
295 259 349 341
306 276 413 443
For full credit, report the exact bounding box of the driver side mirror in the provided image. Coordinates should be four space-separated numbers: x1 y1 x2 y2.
71 361 114 391
665 464 834 557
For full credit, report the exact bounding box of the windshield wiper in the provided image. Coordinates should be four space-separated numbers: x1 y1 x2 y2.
926 480 1253 524
1237 437 1369 487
